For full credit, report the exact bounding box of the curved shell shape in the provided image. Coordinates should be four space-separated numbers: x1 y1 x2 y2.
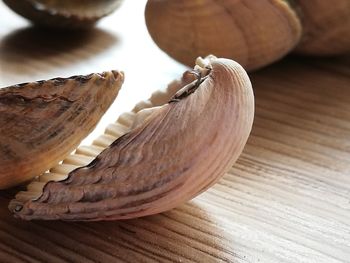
3 0 123 28
10 57 254 221
0 71 123 189
145 0 302 71
293 0 350 55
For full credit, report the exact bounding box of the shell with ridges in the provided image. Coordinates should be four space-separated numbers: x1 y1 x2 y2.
9 56 254 221
293 0 350 55
145 0 302 71
3 0 123 28
0 70 123 189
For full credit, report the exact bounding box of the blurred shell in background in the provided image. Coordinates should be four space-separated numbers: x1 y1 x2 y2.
294 0 350 55
145 0 350 71
3 0 123 28
145 0 302 71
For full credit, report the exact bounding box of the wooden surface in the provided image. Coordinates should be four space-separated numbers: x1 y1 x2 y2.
1 1 350 262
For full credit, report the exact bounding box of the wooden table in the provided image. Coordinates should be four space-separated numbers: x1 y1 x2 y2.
1 1 350 262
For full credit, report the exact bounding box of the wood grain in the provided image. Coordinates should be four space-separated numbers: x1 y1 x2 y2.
0 1 350 262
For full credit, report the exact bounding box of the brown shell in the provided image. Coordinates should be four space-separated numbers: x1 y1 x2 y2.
145 0 302 71
3 0 123 28
10 57 254 221
293 0 350 55
0 71 124 189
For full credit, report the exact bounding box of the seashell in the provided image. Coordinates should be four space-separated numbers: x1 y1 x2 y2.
145 0 302 71
9 56 255 221
3 0 123 28
293 0 350 55
0 70 124 189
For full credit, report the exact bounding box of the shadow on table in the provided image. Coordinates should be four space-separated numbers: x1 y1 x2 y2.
243 55 350 170
0 197 235 262
0 26 118 77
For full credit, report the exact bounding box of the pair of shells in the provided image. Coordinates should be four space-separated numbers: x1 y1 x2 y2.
145 0 350 71
1 56 255 221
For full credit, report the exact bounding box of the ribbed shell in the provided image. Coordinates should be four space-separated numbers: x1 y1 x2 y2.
294 0 350 55
3 0 123 28
11 58 254 221
0 71 123 189
145 0 302 71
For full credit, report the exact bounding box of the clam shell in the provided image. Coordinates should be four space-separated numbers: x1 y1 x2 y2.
293 0 350 55
0 71 124 189
3 0 123 28
145 0 302 71
10 57 255 221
